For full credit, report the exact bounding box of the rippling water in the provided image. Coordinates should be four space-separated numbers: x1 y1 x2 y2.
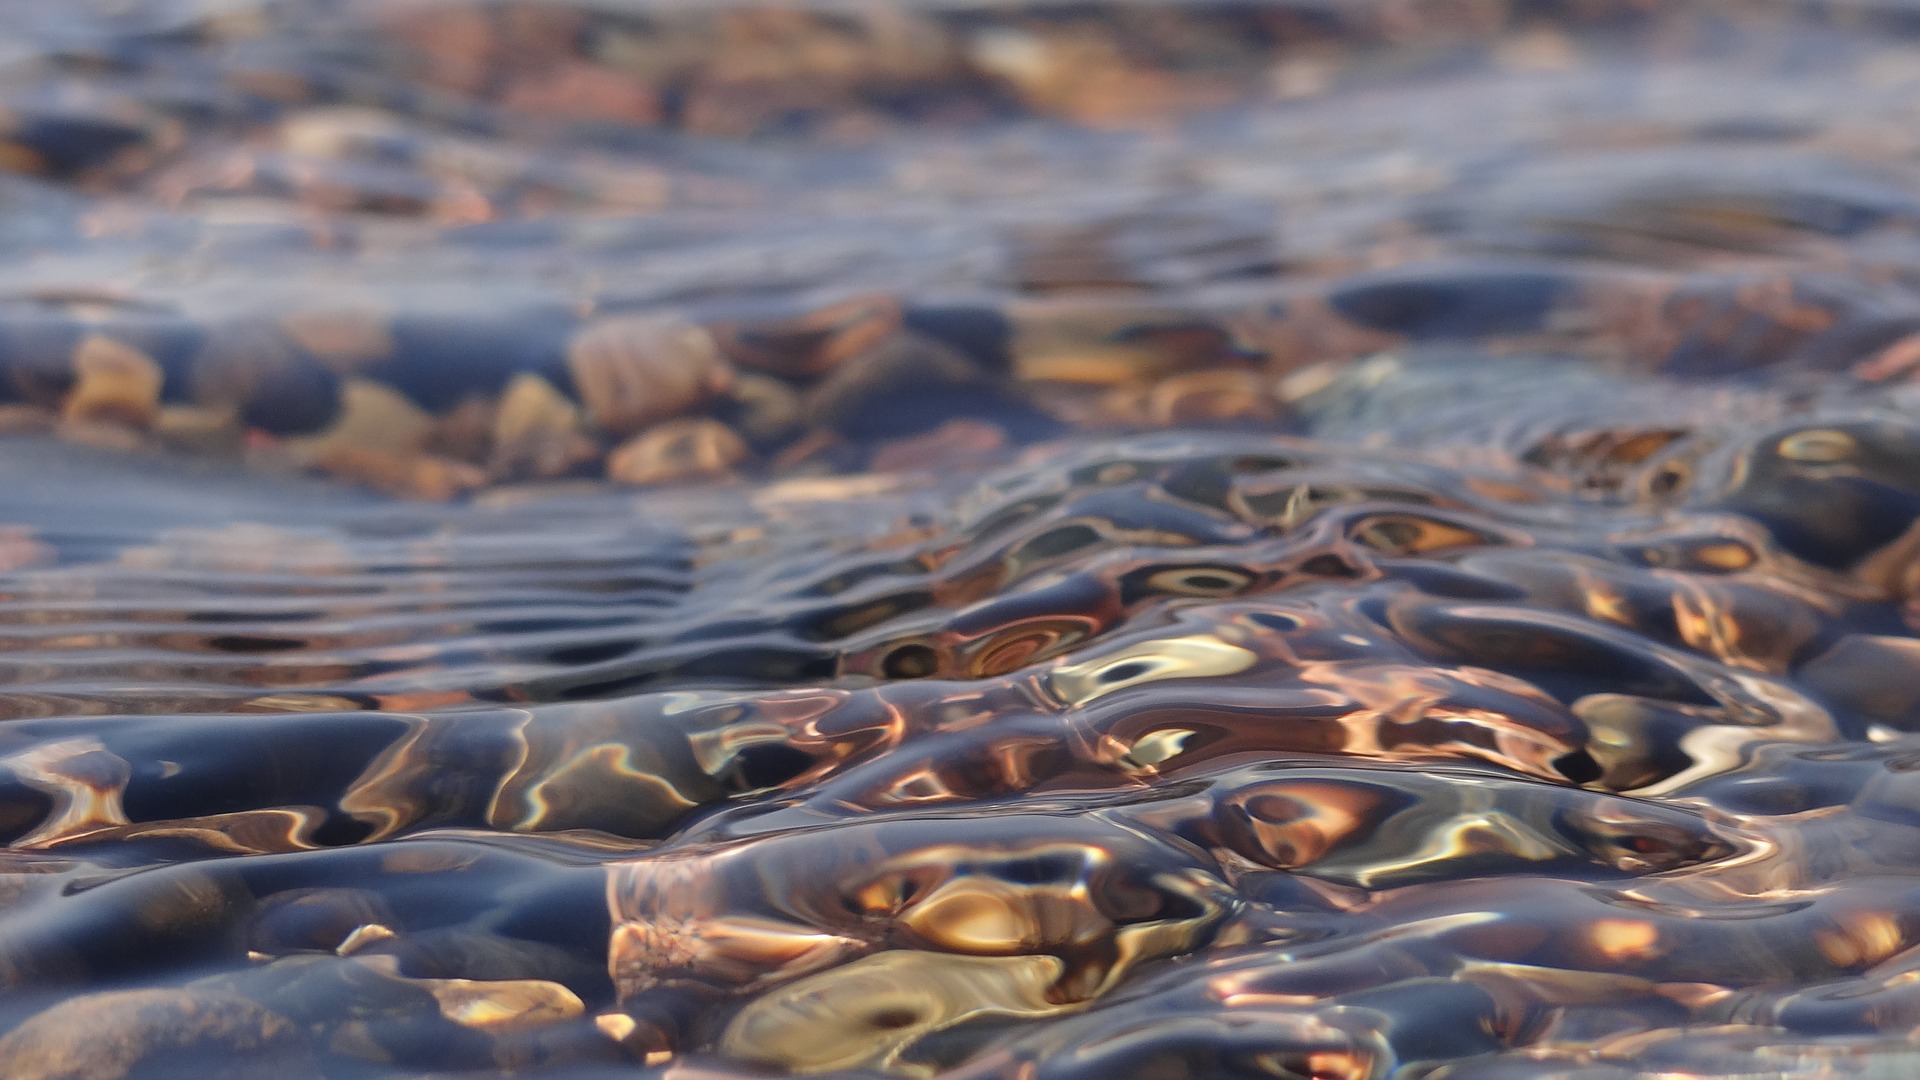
11 2 1920 1077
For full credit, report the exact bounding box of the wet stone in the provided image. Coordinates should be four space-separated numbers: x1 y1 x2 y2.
0 988 321 1080
566 315 733 438
607 416 750 485
711 295 905 380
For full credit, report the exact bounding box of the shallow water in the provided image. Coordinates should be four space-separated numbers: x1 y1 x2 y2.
9 2 1920 1077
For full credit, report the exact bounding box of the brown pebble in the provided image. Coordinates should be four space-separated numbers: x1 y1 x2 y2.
1008 302 1246 386
299 378 433 456
488 373 598 480
0 987 321 1080
607 418 748 485
709 294 902 378
282 378 481 496
566 315 731 436
61 335 163 428
0 139 50 176
492 372 580 439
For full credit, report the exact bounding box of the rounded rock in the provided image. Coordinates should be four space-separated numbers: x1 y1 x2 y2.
606 417 749 485
565 314 731 437
0 987 321 1080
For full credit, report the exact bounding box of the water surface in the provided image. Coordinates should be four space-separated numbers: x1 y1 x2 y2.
6 2 1920 1077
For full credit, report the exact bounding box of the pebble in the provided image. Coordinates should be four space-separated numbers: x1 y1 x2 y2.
565 315 732 437
606 417 749 485
0 987 321 1080
61 335 163 429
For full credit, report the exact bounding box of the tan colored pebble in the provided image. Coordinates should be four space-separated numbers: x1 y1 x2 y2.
566 314 731 436
607 418 749 485
488 372 598 479
424 976 586 1033
0 987 321 1080
1008 302 1243 386
719 951 1068 1074
299 378 435 457
594 1012 638 1043
493 373 581 448
61 334 163 428
281 379 486 493
710 294 902 378
337 923 398 956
